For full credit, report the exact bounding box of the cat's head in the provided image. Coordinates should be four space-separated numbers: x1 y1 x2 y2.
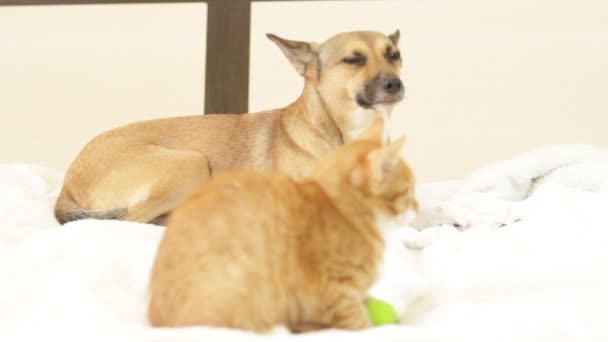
313 117 418 222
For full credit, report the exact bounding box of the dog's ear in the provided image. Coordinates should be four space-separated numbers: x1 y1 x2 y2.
267 33 319 76
388 30 400 45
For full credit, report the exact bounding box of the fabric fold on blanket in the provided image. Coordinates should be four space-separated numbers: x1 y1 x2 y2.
412 144 608 228
1 144 608 342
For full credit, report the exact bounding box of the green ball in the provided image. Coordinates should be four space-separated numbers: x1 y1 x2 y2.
365 298 398 326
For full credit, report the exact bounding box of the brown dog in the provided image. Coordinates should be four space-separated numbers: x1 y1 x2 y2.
54 30 405 225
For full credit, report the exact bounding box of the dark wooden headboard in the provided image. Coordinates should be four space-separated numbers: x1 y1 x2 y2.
0 0 353 114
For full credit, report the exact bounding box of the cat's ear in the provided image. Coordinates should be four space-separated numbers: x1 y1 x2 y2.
366 136 406 180
357 117 384 143
389 30 400 45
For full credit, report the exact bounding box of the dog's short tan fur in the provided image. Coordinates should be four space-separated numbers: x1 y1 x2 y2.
55 30 405 224
147 119 418 332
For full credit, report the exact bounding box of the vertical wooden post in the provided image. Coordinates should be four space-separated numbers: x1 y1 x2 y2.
204 0 251 114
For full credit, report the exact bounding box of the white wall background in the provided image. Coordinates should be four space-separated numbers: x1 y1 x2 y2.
0 4 206 171
1 0 607 182
251 0 608 182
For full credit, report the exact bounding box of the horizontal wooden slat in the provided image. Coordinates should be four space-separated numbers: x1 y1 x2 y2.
0 0 201 5
0 0 359 5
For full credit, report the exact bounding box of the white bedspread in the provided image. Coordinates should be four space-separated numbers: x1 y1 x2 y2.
1 144 607 342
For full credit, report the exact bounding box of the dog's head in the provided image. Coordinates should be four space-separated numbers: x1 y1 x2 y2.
268 30 404 139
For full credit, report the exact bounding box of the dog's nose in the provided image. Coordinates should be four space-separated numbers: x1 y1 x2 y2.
382 77 403 94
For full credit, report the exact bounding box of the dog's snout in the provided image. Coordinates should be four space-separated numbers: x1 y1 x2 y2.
382 77 403 94
357 74 405 108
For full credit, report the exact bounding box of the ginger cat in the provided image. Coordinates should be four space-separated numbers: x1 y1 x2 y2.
148 118 418 333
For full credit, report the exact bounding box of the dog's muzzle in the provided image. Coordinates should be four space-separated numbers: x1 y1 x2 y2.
356 74 404 109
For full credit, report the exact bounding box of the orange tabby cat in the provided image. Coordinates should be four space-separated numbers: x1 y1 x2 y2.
147 118 418 332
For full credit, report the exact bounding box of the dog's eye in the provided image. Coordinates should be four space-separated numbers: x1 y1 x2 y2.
342 55 366 66
387 51 401 62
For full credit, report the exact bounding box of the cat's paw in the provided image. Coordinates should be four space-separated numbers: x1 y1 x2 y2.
269 325 292 335
324 302 372 330
289 322 327 333
409 207 463 230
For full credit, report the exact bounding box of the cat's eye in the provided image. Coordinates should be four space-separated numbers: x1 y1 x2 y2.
386 50 401 63
342 53 366 66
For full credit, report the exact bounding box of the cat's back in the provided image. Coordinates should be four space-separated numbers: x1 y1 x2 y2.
171 170 294 220
163 170 313 247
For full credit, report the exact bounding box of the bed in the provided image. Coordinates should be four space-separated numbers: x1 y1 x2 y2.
2 143 607 342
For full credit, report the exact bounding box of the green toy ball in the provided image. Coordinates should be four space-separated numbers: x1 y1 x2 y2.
365 298 398 326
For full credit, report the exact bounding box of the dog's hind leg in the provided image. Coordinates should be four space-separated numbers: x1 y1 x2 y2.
54 195 128 224
56 145 211 225
117 147 212 224
65 145 212 225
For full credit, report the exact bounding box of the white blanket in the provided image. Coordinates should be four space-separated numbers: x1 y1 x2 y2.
1 144 607 342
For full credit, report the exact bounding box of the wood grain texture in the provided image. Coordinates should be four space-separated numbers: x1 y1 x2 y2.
0 0 352 6
0 0 202 5
204 0 250 114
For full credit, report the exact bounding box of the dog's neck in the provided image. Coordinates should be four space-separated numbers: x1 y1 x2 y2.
302 83 392 144
281 82 344 158
282 81 393 156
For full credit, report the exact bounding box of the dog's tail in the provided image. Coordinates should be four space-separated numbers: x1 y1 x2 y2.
54 193 127 225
